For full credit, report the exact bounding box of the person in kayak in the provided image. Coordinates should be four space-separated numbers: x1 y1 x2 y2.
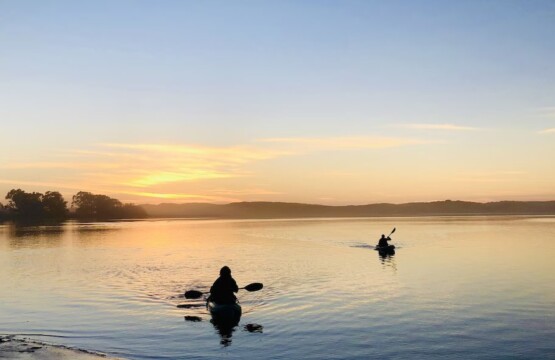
377 234 391 248
209 266 239 305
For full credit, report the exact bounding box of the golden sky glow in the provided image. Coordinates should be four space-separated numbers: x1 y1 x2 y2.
1 129 554 204
2 136 436 203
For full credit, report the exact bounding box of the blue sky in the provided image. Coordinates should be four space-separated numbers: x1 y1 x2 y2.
1 1 554 204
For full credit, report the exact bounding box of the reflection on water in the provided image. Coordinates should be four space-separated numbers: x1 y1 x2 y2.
1 217 555 359
8 224 65 238
4 223 66 249
211 319 237 347
211 318 264 347
378 248 397 272
1 221 126 250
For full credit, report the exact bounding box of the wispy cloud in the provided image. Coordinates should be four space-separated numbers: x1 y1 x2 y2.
91 143 289 189
0 178 119 196
99 138 428 189
0 179 84 190
0 162 119 170
130 170 234 187
102 143 290 163
534 107 555 119
0 141 290 201
538 128 555 134
96 146 243 188
209 188 283 196
394 123 480 131
454 171 526 183
1 135 430 203
259 136 431 149
122 191 237 203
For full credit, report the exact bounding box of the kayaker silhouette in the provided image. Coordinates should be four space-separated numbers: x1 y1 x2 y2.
209 266 239 305
377 234 391 248
376 231 395 257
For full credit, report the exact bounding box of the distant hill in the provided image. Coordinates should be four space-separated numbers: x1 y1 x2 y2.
140 200 555 219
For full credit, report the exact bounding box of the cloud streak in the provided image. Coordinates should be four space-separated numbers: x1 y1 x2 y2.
453 171 526 183
102 143 290 163
122 191 237 203
0 143 277 200
1 135 430 202
0 162 119 170
535 107 555 119
539 128 555 134
259 136 431 149
395 123 480 131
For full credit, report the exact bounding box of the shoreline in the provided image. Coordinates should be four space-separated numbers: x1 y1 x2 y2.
1 213 555 223
0 336 124 359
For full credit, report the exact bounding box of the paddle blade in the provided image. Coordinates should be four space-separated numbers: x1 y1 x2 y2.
390 228 396 235
244 282 263 292
184 290 204 299
184 316 202 322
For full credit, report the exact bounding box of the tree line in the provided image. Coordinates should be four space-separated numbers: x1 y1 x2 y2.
0 189 147 221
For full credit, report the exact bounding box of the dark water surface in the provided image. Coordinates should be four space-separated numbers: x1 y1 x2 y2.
1 217 554 359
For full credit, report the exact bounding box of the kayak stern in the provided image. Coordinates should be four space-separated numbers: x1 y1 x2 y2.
207 301 242 326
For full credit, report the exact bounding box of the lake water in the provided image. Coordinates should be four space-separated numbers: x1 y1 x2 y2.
1 217 554 359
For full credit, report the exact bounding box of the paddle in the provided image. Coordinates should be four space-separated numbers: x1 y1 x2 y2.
184 282 264 300
387 227 396 238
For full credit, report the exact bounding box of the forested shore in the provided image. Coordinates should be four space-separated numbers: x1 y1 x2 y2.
0 189 146 221
2 188 554 223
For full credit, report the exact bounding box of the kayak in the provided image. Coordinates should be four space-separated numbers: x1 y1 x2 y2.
374 244 396 252
207 301 242 325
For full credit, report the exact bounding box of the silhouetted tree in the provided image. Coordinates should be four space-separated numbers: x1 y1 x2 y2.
42 191 68 219
71 191 96 218
72 191 147 219
4 189 69 220
72 191 121 218
6 189 45 218
95 194 123 218
0 202 6 220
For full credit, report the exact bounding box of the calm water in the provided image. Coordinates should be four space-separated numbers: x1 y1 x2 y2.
1 217 554 359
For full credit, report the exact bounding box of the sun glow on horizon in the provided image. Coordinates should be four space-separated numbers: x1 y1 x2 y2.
1 130 554 205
